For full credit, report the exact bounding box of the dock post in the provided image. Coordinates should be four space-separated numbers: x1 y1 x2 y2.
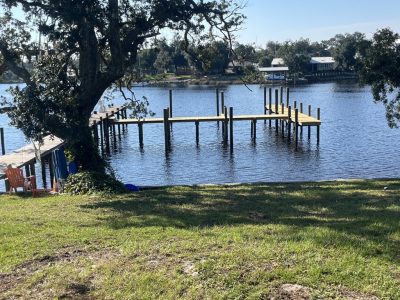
317 108 320 145
224 106 228 144
229 107 233 151
163 108 170 151
99 117 104 150
251 120 254 138
268 88 272 127
195 120 199 146
216 89 220 125
281 103 285 137
93 121 99 146
263 87 267 124
138 122 144 148
221 91 225 115
111 111 117 148
116 109 121 139
300 103 303 137
221 91 225 137
253 119 257 141
169 90 173 118
286 87 290 108
295 108 299 149
308 105 311 139
122 108 126 132
41 159 47 189
169 90 173 130
105 113 110 153
0 128 5 155
275 89 279 134
280 86 283 104
288 106 292 141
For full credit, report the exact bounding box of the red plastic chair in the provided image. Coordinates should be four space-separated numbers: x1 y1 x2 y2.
4 167 37 196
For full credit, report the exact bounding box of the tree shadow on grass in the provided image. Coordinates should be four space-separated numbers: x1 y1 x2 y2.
81 179 400 261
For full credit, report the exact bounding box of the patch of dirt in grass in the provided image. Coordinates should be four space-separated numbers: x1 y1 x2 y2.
248 211 269 221
0 247 119 297
269 284 312 300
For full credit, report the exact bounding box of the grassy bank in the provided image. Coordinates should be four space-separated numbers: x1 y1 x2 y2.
1 179 399 299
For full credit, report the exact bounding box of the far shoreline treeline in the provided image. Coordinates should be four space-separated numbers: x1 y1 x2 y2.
0 32 368 85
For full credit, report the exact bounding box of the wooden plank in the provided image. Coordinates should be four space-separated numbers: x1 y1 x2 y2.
0 136 64 178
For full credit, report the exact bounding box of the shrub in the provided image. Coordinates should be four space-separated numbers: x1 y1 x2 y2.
63 171 126 195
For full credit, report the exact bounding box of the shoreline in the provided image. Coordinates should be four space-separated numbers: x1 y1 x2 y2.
138 177 397 190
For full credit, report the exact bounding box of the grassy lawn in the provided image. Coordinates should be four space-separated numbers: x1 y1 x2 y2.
0 179 399 299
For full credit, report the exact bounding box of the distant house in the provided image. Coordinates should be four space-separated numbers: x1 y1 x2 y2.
310 57 335 72
271 58 285 67
225 60 255 74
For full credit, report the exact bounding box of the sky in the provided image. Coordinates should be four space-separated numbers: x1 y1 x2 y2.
237 0 400 46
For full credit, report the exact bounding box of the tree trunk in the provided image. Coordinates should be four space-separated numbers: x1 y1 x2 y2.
65 123 105 172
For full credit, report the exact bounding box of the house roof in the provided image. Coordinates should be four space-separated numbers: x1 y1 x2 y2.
271 58 285 65
259 67 289 72
310 57 335 64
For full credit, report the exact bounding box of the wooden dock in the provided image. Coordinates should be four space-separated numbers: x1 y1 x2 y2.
106 87 321 151
0 106 125 188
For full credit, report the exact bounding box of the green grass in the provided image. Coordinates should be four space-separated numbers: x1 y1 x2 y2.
0 179 399 299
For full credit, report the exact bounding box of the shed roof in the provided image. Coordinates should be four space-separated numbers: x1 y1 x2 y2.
310 57 335 64
259 66 289 72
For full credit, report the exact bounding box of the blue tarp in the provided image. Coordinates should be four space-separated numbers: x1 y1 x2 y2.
52 146 68 181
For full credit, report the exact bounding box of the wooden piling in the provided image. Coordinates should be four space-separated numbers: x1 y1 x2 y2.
286 87 290 108
99 117 104 150
104 113 110 153
263 87 267 124
138 122 144 148
116 109 121 139
280 86 283 104
308 105 311 139
122 108 126 132
221 91 225 115
295 108 299 149
275 89 279 134
169 90 173 118
317 108 320 145
195 120 199 146
288 106 292 140
253 119 257 141
229 107 233 151
163 108 170 151
268 88 272 127
216 89 220 117
0 128 5 155
281 103 285 137
251 120 254 138
224 106 228 144
300 103 303 136
111 111 117 149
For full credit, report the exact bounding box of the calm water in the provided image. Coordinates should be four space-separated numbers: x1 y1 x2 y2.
1 82 400 187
